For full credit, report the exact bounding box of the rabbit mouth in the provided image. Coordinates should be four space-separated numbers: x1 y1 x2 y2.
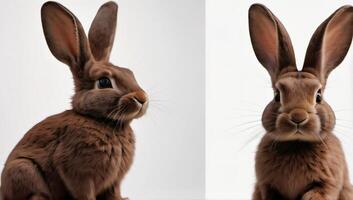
131 100 149 119
270 114 322 141
108 99 148 122
106 91 149 121
271 129 321 142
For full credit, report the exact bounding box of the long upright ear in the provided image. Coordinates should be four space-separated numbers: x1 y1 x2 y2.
302 6 353 83
88 2 118 62
249 4 296 83
41 2 91 77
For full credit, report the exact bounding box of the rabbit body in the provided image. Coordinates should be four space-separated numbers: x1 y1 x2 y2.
254 134 353 200
2 110 134 200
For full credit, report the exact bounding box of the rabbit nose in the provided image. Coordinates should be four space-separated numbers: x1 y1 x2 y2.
289 109 308 124
133 91 148 105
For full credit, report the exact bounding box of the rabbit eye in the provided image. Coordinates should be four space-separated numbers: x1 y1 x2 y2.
316 89 322 103
274 90 280 102
97 77 113 89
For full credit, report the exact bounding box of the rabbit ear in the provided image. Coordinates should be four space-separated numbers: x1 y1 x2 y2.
249 4 296 82
41 2 91 77
302 6 353 83
88 1 118 62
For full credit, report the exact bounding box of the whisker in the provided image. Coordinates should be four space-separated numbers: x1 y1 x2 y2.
149 99 168 103
225 114 262 120
103 107 122 129
232 120 262 127
317 134 328 150
228 108 263 114
225 121 262 134
334 127 353 140
112 105 128 134
226 124 263 136
335 124 353 130
145 110 160 129
149 103 166 113
334 109 353 113
238 131 263 151
336 118 353 122
270 134 281 150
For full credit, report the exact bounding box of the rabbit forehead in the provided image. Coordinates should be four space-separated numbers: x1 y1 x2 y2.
88 62 131 78
275 72 321 106
276 72 321 91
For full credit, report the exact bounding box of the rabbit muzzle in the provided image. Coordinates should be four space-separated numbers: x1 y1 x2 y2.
274 108 322 142
117 91 149 120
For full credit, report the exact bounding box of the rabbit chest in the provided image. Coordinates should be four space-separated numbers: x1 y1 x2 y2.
256 139 343 200
53 114 136 194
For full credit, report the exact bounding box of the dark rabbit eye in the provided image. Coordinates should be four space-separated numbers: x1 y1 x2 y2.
98 77 113 89
274 90 280 102
316 89 322 103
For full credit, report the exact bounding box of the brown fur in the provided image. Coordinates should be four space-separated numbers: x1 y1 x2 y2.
1 1 148 200
249 4 353 200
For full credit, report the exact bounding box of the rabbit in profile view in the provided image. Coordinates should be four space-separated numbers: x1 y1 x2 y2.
1 1 148 200
249 4 353 200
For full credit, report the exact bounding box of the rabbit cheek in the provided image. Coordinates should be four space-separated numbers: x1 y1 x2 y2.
316 104 335 133
262 102 280 132
73 90 120 119
300 115 321 136
116 97 142 120
275 114 297 138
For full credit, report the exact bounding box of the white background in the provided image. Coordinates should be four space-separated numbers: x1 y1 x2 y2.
206 0 353 199
0 1 205 199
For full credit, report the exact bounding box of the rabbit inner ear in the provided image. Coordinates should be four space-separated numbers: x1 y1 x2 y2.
303 6 353 83
249 4 297 83
88 2 118 62
41 2 91 77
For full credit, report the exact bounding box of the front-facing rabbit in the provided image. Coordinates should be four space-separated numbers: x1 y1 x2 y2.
0 1 148 200
249 4 353 200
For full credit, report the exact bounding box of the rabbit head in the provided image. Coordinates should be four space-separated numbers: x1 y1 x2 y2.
41 1 148 122
249 4 353 142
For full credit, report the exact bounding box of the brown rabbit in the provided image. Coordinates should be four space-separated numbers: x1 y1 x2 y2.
249 4 353 200
0 1 148 200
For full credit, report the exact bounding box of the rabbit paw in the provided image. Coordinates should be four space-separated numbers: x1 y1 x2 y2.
302 191 325 200
30 195 48 200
